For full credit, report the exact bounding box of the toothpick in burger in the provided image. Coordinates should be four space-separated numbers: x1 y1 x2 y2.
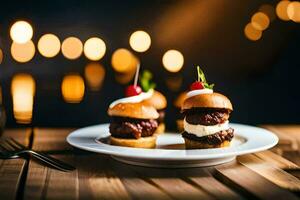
182 66 234 149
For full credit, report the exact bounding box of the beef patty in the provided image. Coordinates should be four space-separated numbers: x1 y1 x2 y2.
182 128 234 145
109 117 158 139
184 108 230 125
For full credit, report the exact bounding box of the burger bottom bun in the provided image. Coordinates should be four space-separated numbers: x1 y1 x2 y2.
110 135 157 148
155 123 165 134
183 138 231 149
176 120 184 132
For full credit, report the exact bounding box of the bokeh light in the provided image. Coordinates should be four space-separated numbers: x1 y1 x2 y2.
84 63 106 91
0 49 3 64
61 74 85 103
276 0 291 21
84 37 106 61
287 1 300 22
162 50 184 72
11 40 35 63
251 12 270 31
129 30 151 52
115 71 136 85
244 23 262 41
38 34 61 58
111 48 138 73
259 4 276 22
10 21 33 44
11 74 35 124
61 37 83 60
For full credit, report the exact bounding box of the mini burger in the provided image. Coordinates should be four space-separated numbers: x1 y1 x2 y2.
173 91 188 131
143 90 167 134
108 85 159 148
181 67 234 149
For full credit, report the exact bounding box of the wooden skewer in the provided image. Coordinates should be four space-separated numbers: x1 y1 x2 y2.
134 62 140 87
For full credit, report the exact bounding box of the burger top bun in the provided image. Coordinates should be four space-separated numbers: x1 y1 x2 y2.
108 102 159 119
143 90 167 110
182 92 233 111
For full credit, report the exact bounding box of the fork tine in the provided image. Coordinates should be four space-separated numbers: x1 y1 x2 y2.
0 139 15 151
6 138 23 150
9 138 26 149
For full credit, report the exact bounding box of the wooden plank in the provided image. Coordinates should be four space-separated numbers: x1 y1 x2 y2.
32 128 75 152
119 164 216 200
0 129 31 200
111 160 171 200
262 125 299 151
214 161 299 200
77 155 131 200
186 169 244 200
238 154 300 191
0 159 26 200
24 154 78 200
25 128 130 200
255 150 299 169
282 150 300 166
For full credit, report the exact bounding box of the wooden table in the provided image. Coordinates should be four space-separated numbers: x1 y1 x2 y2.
0 125 299 200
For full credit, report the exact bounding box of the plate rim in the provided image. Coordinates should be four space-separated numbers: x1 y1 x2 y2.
66 123 279 160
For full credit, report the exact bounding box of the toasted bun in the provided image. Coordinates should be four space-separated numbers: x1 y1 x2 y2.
108 102 159 119
155 123 165 134
182 92 233 111
110 136 157 148
173 92 188 108
184 138 231 149
143 90 167 110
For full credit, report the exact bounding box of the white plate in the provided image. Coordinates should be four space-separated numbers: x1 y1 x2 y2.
66 123 278 168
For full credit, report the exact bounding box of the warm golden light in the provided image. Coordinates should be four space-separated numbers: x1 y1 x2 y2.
162 50 184 72
276 0 291 21
61 37 83 60
61 74 85 103
84 37 106 61
111 48 138 73
10 21 33 44
287 1 300 22
38 34 61 58
84 63 105 91
11 40 35 63
11 74 35 124
244 23 262 41
251 12 270 31
259 4 276 22
0 49 3 64
129 30 151 52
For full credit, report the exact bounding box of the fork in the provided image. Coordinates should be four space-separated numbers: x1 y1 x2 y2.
0 138 75 172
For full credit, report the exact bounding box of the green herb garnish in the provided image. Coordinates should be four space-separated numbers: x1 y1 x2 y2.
140 70 156 92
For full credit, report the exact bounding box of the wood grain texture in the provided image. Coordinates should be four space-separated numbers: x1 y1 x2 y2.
118 164 216 200
187 170 244 200
32 128 75 152
24 154 78 200
255 150 299 169
214 161 299 200
0 129 30 200
77 155 131 200
25 128 130 200
262 125 299 151
238 154 300 191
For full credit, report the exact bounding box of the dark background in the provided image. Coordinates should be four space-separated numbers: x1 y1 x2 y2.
0 0 299 129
